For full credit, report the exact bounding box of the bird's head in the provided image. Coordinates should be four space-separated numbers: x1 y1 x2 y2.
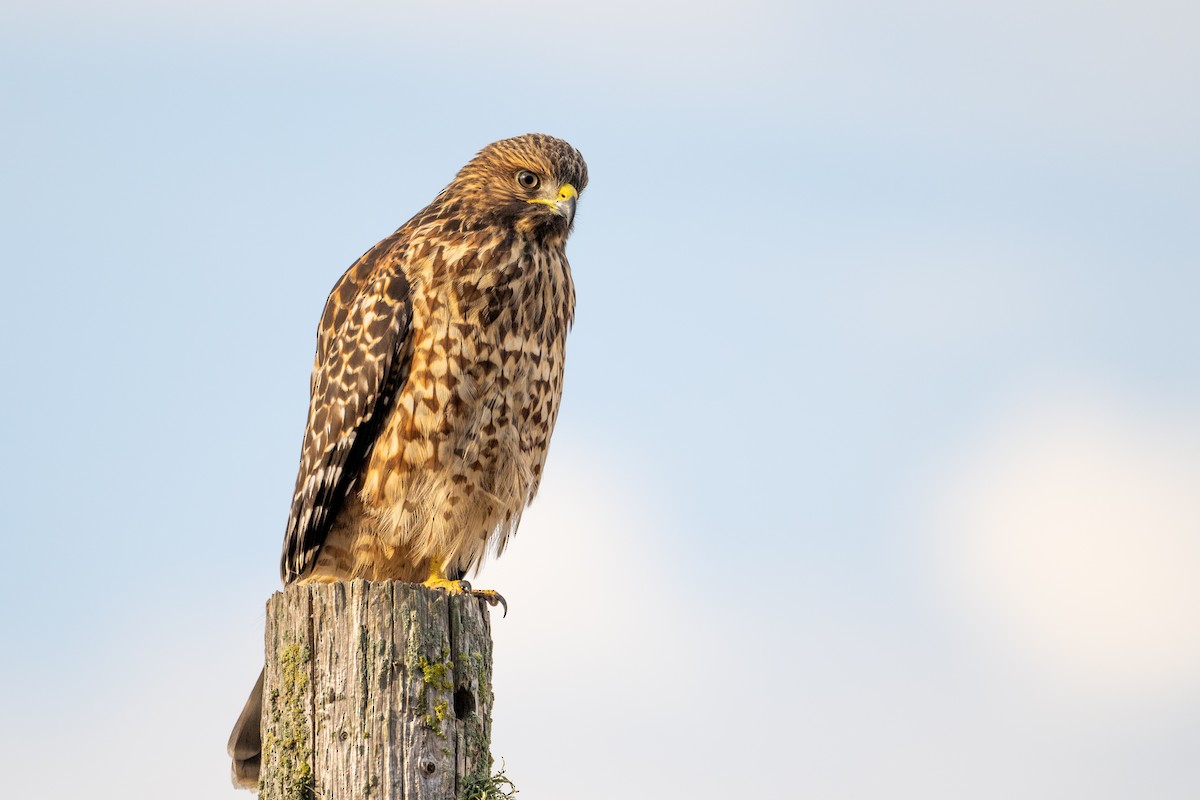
443 133 588 240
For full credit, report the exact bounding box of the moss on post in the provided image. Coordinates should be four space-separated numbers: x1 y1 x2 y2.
259 643 315 800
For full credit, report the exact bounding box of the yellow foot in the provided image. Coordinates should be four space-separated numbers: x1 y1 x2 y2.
422 577 508 617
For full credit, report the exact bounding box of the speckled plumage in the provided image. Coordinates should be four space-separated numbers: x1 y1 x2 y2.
228 133 586 789
282 133 585 585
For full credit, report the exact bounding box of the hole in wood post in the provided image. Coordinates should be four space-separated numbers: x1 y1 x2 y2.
453 687 476 719
421 759 437 776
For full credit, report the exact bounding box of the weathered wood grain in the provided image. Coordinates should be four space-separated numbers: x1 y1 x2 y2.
260 581 494 800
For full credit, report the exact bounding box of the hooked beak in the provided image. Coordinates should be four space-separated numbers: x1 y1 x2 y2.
555 183 578 225
528 182 579 225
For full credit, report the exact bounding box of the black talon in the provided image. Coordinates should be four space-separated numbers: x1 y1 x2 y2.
471 590 508 618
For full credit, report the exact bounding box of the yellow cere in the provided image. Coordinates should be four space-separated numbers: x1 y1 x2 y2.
527 183 578 208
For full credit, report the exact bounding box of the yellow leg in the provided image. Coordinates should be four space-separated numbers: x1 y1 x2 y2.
422 558 464 591
421 557 508 616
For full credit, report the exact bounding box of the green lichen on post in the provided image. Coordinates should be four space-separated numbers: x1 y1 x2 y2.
462 649 491 706
415 644 455 734
460 764 518 800
457 648 493 769
260 642 315 800
403 607 422 667
418 649 455 691
423 699 450 730
464 718 491 769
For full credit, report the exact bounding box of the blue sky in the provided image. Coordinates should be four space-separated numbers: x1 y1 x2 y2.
1 2 1198 798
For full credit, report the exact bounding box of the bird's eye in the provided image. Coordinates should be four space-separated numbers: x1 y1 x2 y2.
516 170 541 190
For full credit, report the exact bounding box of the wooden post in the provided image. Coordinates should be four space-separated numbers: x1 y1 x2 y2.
259 581 494 800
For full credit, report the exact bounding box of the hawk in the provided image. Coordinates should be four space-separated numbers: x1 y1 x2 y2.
227 133 587 788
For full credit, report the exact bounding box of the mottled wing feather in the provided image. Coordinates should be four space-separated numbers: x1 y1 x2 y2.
281 246 412 583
